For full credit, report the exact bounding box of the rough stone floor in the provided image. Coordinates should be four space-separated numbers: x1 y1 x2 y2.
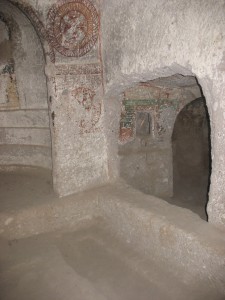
0 169 224 300
0 224 220 300
164 179 208 221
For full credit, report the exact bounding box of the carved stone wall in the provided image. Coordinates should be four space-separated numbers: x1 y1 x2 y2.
0 3 52 169
1 0 107 196
0 17 19 110
44 0 108 196
3 0 225 228
116 79 202 198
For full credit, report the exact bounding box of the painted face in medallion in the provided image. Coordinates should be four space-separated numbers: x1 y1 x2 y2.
60 11 87 49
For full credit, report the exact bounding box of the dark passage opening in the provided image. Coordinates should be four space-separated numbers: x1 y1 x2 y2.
136 112 151 136
171 97 211 220
118 75 211 220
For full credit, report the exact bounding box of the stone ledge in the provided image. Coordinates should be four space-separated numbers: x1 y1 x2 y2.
98 183 225 293
0 182 224 293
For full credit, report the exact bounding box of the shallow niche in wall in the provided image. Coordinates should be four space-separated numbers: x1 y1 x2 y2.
118 74 211 220
0 16 19 109
0 2 54 212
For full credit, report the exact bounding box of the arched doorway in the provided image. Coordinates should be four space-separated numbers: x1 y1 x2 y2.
118 74 211 220
171 97 211 220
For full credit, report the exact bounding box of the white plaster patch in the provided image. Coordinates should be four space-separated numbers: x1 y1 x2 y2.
4 217 13 226
213 102 218 111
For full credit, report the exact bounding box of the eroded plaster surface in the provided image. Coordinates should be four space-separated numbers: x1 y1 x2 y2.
1 0 225 227
38 0 108 196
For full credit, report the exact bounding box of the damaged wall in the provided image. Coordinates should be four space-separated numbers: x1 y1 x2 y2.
102 0 225 227
44 0 108 196
1 0 108 197
0 2 52 169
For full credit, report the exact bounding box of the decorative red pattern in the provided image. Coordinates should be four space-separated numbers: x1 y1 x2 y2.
47 0 99 57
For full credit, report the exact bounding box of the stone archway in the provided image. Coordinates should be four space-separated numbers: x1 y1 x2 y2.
171 97 211 219
0 0 56 213
116 74 207 202
0 1 52 170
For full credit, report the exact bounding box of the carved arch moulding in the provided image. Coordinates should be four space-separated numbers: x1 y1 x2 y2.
6 0 55 62
47 0 99 58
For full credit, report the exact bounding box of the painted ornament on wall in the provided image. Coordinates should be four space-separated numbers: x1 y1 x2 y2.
47 0 99 57
72 87 101 134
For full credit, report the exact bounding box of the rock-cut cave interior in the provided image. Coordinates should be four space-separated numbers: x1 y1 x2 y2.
118 76 211 221
0 0 225 300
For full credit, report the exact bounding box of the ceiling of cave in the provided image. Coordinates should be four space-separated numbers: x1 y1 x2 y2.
148 74 198 88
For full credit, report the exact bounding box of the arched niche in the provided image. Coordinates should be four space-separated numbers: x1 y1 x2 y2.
171 97 211 219
0 1 52 171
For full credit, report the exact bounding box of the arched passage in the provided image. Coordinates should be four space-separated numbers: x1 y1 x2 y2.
171 97 211 219
115 74 211 219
